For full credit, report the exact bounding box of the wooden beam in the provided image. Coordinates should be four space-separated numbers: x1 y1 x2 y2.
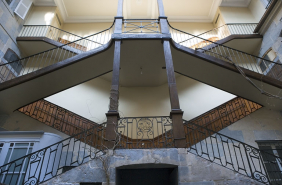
114 0 124 34
105 40 122 148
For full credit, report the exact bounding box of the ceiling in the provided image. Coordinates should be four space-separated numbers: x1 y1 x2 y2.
34 0 253 23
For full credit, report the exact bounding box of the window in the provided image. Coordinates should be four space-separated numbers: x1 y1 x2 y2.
0 142 34 185
259 49 277 73
257 141 282 184
3 48 22 74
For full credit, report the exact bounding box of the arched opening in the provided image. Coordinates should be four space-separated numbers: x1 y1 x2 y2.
116 163 178 185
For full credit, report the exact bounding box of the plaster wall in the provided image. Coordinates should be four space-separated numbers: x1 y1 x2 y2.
249 0 266 22
168 22 215 36
0 111 69 139
62 23 114 37
45 75 236 123
219 7 258 24
25 6 57 26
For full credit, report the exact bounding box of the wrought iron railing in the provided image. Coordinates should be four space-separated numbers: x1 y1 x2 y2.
184 122 282 184
185 97 262 133
18 99 99 136
19 25 90 45
168 22 282 82
0 124 106 185
0 21 115 84
266 0 274 9
193 23 257 42
122 19 160 34
117 117 174 149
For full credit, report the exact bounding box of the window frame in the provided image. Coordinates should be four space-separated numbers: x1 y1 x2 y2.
258 48 278 74
2 48 22 76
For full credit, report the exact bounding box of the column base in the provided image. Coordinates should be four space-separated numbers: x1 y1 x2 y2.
170 109 186 148
105 111 120 149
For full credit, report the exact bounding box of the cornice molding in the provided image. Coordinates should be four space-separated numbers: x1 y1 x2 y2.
55 0 222 23
33 0 56 6
220 0 251 7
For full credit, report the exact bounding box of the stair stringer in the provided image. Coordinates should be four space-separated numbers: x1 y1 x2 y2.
39 148 264 185
171 40 282 110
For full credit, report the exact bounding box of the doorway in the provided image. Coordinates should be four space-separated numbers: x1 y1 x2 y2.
116 164 178 185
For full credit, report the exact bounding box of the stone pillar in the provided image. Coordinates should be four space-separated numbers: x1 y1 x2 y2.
157 0 186 148
105 0 123 148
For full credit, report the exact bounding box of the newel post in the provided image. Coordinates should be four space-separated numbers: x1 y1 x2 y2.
157 0 186 148
105 0 123 148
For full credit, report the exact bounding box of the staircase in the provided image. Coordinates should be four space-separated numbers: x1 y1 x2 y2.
18 99 100 136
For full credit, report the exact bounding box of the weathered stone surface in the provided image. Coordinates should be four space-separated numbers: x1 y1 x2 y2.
41 149 264 185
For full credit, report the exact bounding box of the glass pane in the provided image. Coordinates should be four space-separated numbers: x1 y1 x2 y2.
10 148 28 162
4 149 12 164
3 174 19 185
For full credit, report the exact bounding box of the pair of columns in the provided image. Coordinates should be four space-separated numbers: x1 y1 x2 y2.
105 0 186 148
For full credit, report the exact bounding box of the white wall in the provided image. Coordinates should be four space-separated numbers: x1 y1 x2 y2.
62 23 114 37
168 22 215 35
248 0 266 22
25 6 57 25
45 75 235 122
219 7 258 24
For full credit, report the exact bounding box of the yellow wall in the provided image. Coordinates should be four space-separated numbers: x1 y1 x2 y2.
45 75 235 123
62 23 114 37
169 22 215 35
219 7 258 24
248 0 265 22
25 6 57 25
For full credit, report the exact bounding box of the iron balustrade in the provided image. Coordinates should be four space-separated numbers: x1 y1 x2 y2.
266 0 274 9
18 99 100 136
0 124 106 185
184 97 262 134
19 25 92 46
184 122 282 185
168 21 282 82
192 23 258 43
0 21 115 84
117 117 174 149
123 19 160 34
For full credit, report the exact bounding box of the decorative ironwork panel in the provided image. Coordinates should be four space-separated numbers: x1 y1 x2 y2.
117 117 174 149
184 122 282 184
123 19 160 34
0 125 106 185
18 99 100 136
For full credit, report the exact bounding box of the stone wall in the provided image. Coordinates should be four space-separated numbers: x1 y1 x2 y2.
219 107 282 148
259 4 282 61
0 0 25 60
41 148 263 185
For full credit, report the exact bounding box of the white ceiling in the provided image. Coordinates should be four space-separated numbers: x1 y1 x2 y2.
34 0 253 23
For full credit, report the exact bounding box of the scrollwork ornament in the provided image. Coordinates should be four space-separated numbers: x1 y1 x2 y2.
137 118 153 133
24 177 38 185
253 172 268 183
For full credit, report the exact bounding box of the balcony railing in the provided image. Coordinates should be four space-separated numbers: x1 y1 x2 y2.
184 122 282 185
117 117 174 149
0 124 105 185
194 23 258 42
0 22 115 84
168 22 282 83
1 116 281 185
122 19 160 34
19 25 90 48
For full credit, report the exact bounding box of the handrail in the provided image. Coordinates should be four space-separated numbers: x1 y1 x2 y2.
3 21 115 67
0 123 106 185
168 21 278 65
123 19 160 34
184 121 282 184
0 21 115 83
19 25 98 45
20 25 86 39
168 21 282 83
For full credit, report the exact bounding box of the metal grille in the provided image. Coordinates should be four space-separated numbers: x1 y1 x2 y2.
123 19 160 34
117 117 174 149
